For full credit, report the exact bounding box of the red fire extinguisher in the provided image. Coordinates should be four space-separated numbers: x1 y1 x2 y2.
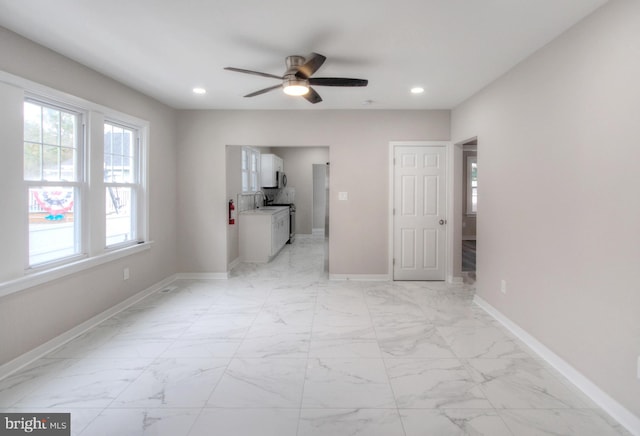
229 199 236 225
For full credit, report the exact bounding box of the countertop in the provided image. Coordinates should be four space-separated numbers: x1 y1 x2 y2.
240 206 289 216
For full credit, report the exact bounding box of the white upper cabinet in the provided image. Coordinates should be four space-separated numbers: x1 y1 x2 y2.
261 154 284 188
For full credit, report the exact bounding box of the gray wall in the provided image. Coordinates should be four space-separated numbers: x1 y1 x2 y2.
225 146 243 266
0 27 178 365
176 110 450 276
312 164 328 232
271 147 330 235
452 0 640 419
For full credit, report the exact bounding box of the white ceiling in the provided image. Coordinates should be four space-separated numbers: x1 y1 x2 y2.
0 0 608 110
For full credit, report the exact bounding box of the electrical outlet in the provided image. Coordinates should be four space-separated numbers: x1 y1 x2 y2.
500 279 507 294
338 192 348 201
123 267 130 281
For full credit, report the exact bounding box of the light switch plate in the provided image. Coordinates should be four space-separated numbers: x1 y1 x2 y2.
338 192 348 201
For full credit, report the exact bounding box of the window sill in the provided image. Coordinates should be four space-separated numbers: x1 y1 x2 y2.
0 241 153 298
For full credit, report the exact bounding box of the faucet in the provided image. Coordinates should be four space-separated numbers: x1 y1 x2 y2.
254 191 266 208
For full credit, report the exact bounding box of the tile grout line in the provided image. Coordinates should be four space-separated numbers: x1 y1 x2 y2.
294 281 319 436
363 283 409 436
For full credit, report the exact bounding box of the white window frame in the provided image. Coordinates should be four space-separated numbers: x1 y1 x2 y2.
241 146 260 193
103 120 143 249
0 71 151 298
23 96 87 269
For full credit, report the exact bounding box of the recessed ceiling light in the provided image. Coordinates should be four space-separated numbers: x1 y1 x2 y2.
410 87 425 94
192 87 207 95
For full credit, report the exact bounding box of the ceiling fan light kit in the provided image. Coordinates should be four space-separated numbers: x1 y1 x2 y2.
282 77 309 96
225 52 368 104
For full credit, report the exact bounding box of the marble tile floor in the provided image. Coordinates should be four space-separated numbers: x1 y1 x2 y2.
0 236 630 435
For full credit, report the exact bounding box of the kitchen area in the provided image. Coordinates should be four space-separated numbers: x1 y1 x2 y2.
225 146 330 268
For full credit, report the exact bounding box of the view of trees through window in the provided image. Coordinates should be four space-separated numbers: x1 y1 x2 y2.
24 101 80 265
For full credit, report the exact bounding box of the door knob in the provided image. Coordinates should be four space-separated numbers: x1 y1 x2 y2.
439 219 447 225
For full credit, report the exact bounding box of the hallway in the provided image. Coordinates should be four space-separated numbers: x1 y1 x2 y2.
0 236 627 435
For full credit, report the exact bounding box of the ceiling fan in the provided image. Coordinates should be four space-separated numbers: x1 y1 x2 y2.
224 52 368 104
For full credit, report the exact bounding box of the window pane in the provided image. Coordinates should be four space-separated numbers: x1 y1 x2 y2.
43 144 61 180
24 142 42 180
25 102 78 182
42 106 60 145
471 162 477 213
60 146 76 181
471 188 478 213
112 126 123 156
24 102 42 142
242 172 249 192
466 157 477 215
251 152 258 171
104 123 136 183
471 162 477 187
60 112 76 147
104 124 113 155
106 187 133 246
251 172 258 192
29 187 78 265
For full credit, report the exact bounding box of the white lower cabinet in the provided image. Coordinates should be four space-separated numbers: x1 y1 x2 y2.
239 208 289 262
271 210 289 256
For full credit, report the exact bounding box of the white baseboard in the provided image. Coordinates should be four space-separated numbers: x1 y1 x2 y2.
474 295 640 436
0 274 178 381
448 275 464 284
312 228 325 237
227 257 241 271
329 274 390 281
174 272 228 280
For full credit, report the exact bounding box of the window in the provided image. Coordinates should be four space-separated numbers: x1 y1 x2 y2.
241 147 260 193
466 156 478 214
20 92 147 272
0 74 151 292
24 100 83 266
104 122 140 247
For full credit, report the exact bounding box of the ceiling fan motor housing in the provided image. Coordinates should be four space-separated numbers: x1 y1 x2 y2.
285 55 306 73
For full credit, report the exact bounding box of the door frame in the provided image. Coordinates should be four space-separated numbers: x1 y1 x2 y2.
388 141 456 282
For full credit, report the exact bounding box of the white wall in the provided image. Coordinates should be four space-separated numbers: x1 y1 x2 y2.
177 110 450 276
452 0 640 421
0 27 178 365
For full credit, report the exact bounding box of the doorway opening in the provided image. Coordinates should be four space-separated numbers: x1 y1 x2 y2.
312 163 330 272
461 138 477 282
225 145 330 272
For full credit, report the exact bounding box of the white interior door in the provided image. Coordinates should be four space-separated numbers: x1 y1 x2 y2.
393 145 446 280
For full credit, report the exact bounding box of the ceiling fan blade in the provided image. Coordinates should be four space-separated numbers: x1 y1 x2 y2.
244 84 283 98
224 67 282 80
303 87 322 104
308 77 368 87
296 53 326 78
